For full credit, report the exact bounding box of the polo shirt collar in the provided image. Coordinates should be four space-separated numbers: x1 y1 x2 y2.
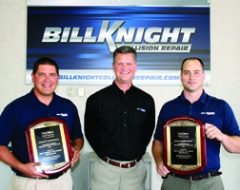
180 90 208 104
111 81 134 98
29 88 59 106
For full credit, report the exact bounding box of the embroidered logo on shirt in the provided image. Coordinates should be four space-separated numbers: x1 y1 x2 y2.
201 112 215 115
137 108 146 112
56 113 68 117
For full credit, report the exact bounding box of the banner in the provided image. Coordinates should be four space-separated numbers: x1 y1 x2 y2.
27 5 210 85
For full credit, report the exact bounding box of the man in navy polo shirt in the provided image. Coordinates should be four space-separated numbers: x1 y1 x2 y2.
0 57 84 190
152 57 240 190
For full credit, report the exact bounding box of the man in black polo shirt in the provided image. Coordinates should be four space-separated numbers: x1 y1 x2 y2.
84 46 155 190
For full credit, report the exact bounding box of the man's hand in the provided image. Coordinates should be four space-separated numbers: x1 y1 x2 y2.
205 123 224 141
71 146 80 166
152 140 170 177
21 162 48 178
156 161 170 177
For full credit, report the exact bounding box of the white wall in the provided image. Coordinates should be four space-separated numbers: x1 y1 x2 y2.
0 0 240 189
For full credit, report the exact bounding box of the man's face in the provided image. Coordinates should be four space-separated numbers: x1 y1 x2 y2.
180 59 205 93
112 53 137 85
31 64 59 97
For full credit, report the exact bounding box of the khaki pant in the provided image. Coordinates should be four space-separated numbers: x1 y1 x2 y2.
8 170 73 190
91 157 147 190
161 174 224 190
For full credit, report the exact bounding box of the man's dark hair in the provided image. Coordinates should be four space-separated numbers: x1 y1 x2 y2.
181 57 205 72
113 46 137 62
32 57 59 75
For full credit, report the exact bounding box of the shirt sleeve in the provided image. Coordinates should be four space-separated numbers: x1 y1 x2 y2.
84 96 101 154
69 104 84 141
154 104 168 141
142 96 155 147
221 100 240 136
0 104 15 146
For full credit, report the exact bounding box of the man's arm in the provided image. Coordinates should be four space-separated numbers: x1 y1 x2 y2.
84 97 99 152
152 140 170 177
143 99 155 147
71 137 84 166
0 145 48 178
205 123 240 153
221 135 240 153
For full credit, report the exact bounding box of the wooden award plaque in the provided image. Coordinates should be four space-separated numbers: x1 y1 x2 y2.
163 116 207 175
26 117 72 175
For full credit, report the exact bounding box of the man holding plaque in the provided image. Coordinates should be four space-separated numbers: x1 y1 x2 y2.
85 46 155 190
152 57 240 190
0 57 84 190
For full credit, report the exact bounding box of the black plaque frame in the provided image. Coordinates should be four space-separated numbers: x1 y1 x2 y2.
26 117 72 175
163 116 206 175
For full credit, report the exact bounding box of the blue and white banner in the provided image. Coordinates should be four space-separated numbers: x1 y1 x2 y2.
27 5 210 85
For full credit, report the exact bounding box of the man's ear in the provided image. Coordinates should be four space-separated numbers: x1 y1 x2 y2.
31 73 35 83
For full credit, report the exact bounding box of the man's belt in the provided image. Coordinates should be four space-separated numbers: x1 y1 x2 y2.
169 171 222 181
15 171 66 180
100 156 141 168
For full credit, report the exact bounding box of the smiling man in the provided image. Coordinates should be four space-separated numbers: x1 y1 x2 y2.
0 57 84 190
85 46 155 190
152 57 240 190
